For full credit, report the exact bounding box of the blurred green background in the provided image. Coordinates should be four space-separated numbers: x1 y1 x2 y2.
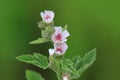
0 0 120 80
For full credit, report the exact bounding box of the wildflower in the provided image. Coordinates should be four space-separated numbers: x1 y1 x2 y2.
40 10 54 23
48 43 68 55
54 43 68 55
51 27 70 43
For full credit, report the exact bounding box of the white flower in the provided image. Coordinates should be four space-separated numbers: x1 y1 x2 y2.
54 43 68 55
40 10 54 23
51 27 70 43
48 43 68 55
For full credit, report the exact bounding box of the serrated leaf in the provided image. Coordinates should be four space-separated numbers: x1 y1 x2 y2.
78 48 96 74
33 53 48 69
69 48 96 79
29 38 49 44
61 59 79 75
16 53 48 69
26 70 45 80
16 54 35 63
71 55 81 68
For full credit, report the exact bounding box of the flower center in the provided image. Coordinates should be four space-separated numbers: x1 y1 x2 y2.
56 48 62 53
45 15 51 20
56 33 62 41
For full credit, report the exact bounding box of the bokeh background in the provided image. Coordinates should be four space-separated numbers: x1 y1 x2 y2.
0 0 120 80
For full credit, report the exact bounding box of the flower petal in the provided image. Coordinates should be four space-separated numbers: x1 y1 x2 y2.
45 10 54 18
54 43 68 55
54 43 61 55
40 12 44 20
40 10 54 23
62 30 70 40
54 27 62 34
51 33 56 43
62 43 68 54
48 48 55 56
51 26 70 43
44 10 54 23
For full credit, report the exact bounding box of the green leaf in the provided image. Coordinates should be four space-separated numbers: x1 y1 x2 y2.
61 59 79 76
26 70 45 80
71 55 81 68
33 53 49 69
29 38 49 44
78 48 96 74
16 54 35 63
16 53 48 69
63 25 67 30
69 48 96 79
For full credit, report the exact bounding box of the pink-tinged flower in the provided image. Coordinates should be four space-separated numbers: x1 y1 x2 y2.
51 27 70 43
48 43 68 55
54 43 68 55
40 10 54 23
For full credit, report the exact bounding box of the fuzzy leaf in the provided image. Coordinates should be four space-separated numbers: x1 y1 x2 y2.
33 53 49 69
78 48 96 74
29 38 49 44
69 48 96 79
71 55 81 68
26 70 45 80
61 59 79 76
16 53 48 69
16 54 35 63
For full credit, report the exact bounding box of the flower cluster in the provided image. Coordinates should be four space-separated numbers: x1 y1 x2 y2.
40 10 70 56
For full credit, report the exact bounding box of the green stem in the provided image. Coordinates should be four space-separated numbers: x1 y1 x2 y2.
56 61 62 80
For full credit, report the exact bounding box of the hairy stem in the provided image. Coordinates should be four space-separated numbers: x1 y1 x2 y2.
56 61 62 80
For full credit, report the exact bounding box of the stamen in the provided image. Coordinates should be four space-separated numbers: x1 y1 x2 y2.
56 33 61 41
56 48 62 53
45 15 51 20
